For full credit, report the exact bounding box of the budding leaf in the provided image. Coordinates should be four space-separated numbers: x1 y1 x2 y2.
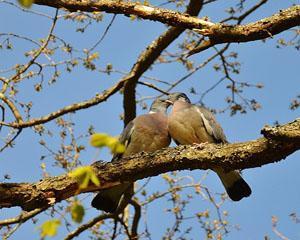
71 201 85 223
69 166 100 189
90 133 125 154
40 219 61 237
18 0 34 8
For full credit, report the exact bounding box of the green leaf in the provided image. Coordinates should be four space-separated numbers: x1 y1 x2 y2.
18 0 34 8
71 201 85 223
69 166 100 189
90 133 110 148
90 133 125 154
40 219 61 237
89 170 100 186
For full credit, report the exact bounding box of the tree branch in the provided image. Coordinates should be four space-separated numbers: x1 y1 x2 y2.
0 119 300 211
64 213 114 240
33 0 300 45
34 0 213 29
187 0 269 56
0 208 46 226
129 199 141 239
0 76 129 128
193 5 300 44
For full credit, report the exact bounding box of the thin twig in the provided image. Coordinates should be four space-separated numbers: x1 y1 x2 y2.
64 213 115 240
3 222 22 240
10 9 58 82
204 187 228 233
116 215 133 240
0 33 41 47
129 199 141 239
0 128 22 152
166 46 225 92
89 14 117 52
137 81 169 95
0 0 52 19
271 216 290 240
0 208 46 226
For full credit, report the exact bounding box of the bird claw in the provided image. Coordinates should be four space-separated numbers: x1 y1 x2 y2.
193 142 209 149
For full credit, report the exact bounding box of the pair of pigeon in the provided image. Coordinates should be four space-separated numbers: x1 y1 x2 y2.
92 92 251 213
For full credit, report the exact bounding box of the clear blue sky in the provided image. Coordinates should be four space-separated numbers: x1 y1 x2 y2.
0 0 299 239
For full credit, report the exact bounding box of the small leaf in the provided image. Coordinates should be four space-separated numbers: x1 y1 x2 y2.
90 133 110 148
69 166 100 189
71 201 85 223
90 133 125 154
130 15 137 21
112 141 126 154
40 219 61 237
106 63 113 74
88 52 99 61
18 0 34 8
89 171 100 186
106 137 125 154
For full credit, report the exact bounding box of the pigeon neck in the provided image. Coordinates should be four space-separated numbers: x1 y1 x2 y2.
149 107 167 114
173 100 191 112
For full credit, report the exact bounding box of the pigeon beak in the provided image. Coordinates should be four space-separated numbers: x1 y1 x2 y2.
165 99 174 105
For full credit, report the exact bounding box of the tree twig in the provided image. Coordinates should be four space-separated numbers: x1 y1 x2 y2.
130 199 141 239
64 213 115 240
0 208 46 226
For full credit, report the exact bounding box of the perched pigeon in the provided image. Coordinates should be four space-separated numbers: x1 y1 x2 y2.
91 98 171 212
167 92 251 201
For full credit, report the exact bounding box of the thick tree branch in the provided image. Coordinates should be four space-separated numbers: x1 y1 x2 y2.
193 5 300 44
0 119 299 211
34 0 213 29
34 0 300 44
261 121 300 141
187 0 269 56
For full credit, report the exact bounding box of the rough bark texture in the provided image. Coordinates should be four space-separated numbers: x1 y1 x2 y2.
201 5 300 44
0 119 299 211
33 0 300 44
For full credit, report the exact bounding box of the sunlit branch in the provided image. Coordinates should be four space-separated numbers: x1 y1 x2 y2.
0 119 299 211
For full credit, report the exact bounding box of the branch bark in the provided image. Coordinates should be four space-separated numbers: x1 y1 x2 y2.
1 119 300 211
194 5 300 44
33 0 300 44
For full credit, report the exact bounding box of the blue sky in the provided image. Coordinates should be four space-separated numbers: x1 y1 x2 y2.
0 0 299 239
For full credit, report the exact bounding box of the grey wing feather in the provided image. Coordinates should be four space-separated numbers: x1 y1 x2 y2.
112 120 135 161
195 106 228 143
